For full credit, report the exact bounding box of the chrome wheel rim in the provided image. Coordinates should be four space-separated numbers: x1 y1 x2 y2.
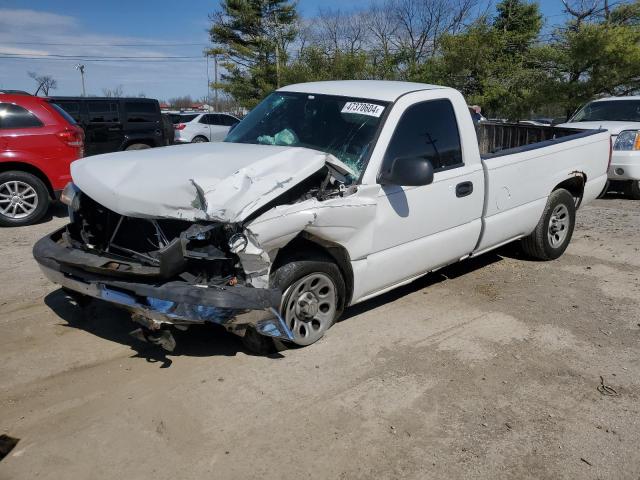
548 204 569 248
0 181 38 219
192 137 206 143
282 272 337 346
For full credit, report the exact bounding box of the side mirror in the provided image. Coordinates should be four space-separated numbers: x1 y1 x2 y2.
551 117 568 126
378 156 434 186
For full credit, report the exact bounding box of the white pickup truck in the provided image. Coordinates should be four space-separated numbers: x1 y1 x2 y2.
558 96 640 199
34 81 611 353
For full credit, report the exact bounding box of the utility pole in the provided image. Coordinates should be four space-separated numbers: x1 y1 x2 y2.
75 64 86 96
206 54 211 111
213 54 218 112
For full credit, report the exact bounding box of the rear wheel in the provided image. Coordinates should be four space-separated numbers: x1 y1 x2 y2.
627 180 640 200
521 188 576 260
125 143 151 151
192 136 208 143
596 180 610 199
0 171 50 227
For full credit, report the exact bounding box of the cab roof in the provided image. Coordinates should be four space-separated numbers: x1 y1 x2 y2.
278 80 446 102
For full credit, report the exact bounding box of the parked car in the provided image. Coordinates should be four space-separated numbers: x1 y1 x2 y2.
173 112 240 143
50 97 165 156
0 90 31 95
34 80 610 353
0 93 84 226
557 96 640 199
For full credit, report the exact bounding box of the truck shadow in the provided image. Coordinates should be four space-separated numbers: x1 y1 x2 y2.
44 289 272 368
341 252 503 321
44 251 505 366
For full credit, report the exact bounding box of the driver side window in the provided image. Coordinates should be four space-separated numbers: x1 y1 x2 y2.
383 99 463 172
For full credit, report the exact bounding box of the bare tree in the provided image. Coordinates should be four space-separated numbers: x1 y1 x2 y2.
387 0 480 68
102 85 124 97
561 0 624 28
168 96 195 109
28 72 57 96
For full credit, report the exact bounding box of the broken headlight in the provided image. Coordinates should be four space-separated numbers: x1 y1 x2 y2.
60 182 81 211
228 233 248 253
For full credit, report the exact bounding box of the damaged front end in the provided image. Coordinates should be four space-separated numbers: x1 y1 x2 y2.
33 193 295 351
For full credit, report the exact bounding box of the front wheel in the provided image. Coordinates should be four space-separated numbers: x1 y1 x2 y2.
241 251 345 354
0 171 50 227
125 143 151 151
627 180 640 200
521 188 576 260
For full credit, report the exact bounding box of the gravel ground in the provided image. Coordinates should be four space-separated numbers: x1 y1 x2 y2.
0 197 639 480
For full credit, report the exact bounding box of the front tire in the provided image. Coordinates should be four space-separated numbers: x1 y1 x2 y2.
125 143 151 151
241 251 346 354
627 180 640 200
0 171 50 227
521 188 576 260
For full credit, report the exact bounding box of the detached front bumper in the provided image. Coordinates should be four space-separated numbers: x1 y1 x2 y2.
33 227 293 344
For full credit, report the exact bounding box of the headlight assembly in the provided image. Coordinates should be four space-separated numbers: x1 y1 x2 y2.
613 130 640 151
228 233 248 254
60 182 81 211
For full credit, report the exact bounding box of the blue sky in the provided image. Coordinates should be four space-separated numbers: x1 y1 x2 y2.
0 0 567 101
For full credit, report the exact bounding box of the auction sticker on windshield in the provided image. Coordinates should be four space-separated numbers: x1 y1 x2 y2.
341 102 385 117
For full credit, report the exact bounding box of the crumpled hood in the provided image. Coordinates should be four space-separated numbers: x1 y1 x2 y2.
557 121 640 135
71 142 345 223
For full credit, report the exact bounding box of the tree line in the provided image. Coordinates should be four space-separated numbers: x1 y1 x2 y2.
208 0 640 119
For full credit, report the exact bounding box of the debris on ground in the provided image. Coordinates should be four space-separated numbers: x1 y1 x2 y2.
597 376 619 396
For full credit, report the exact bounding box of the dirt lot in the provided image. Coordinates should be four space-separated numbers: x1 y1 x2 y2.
0 197 639 480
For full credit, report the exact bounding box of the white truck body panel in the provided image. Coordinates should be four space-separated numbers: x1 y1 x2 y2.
66 81 611 307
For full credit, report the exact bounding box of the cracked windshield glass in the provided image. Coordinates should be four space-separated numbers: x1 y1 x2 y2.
225 92 388 179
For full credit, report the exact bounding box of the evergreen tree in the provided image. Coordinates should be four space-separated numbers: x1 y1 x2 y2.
208 0 297 108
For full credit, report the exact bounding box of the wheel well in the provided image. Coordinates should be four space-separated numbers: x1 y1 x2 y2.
0 162 54 198
553 173 586 208
271 235 354 307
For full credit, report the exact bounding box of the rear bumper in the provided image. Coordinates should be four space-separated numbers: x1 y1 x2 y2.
33 227 292 340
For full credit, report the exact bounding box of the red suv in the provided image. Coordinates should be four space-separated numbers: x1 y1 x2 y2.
0 94 84 226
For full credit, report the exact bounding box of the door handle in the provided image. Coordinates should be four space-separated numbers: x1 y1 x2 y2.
456 181 473 198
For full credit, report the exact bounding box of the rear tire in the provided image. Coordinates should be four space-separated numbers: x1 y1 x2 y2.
191 136 208 143
0 171 50 227
596 180 609 199
521 188 576 260
627 180 640 200
125 143 151 151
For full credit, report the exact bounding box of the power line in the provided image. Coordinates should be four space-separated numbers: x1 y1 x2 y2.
0 55 205 62
0 41 208 47
0 52 204 59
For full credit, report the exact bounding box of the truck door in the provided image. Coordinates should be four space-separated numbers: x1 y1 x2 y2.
86 100 122 155
361 96 485 297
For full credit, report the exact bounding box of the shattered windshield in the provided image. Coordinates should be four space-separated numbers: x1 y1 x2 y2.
225 92 388 178
571 100 640 122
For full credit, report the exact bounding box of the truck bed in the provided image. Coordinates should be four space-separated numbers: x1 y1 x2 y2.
476 122 602 158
